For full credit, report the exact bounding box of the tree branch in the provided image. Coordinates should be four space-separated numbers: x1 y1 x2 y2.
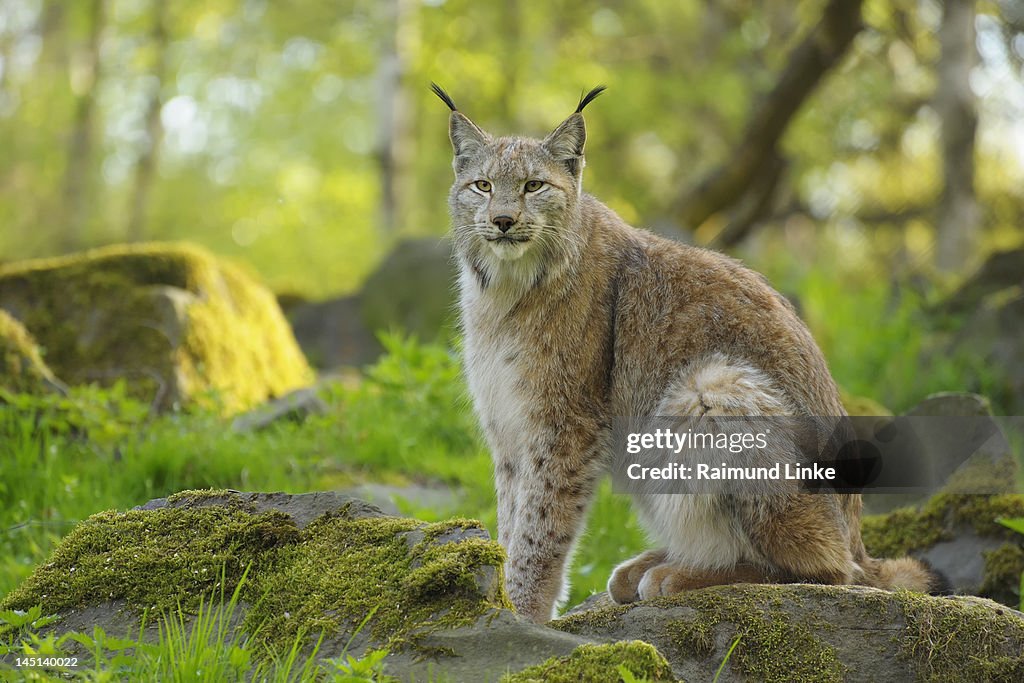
674 0 865 234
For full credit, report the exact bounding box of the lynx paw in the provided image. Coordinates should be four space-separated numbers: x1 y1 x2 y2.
608 549 668 604
636 562 693 600
635 561 775 600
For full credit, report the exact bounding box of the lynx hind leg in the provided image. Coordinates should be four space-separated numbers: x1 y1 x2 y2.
623 354 855 601
739 494 858 586
661 352 795 417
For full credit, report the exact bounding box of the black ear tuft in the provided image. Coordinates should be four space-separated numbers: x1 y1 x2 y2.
430 82 458 112
575 85 607 114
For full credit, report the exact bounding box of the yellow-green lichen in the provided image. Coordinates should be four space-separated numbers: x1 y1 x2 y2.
894 590 1024 682
0 308 59 395
0 242 313 413
502 641 675 683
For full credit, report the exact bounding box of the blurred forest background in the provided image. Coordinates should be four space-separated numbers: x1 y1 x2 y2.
1 0 1024 408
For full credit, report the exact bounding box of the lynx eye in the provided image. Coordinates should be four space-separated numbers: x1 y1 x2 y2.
473 180 492 192
524 180 544 192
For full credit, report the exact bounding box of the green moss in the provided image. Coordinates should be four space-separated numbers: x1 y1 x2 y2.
248 510 510 653
0 504 299 614
894 590 1024 682
551 602 633 634
0 242 313 413
840 388 892 417
2 490 511 659
502 641 675 683
0 308 58 394
862 493 1024 606
163 488 256 512
862 493 1024 558
555 586 846 683
664 617 715 658
663 586 845 683
980 544 1024 607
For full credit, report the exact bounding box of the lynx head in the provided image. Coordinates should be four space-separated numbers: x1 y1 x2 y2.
432 84 605 291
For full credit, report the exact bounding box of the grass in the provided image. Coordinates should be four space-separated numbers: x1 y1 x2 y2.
0 248 1019 680
0 567 395 681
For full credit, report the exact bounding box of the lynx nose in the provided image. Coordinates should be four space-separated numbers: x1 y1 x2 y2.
492 215 516 233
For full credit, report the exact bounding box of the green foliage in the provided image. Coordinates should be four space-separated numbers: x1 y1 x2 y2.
0 575 397 682
752 238 1003 413
1 0 1020 297
997 518 1024 611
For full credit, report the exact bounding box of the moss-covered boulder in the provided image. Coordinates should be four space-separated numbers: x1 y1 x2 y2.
863 493 1024 608
555 585 1024 683
503 641 675 682
0 308 64 395
0 490 610 681
0 243 313 412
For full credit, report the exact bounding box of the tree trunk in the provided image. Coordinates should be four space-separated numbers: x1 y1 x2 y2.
59 0 105 253
934 0 980 272
376 0 417 236
126 0 169 242
671 0 865 240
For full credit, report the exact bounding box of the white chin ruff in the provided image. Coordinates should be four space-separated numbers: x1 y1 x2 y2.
488 239 530 261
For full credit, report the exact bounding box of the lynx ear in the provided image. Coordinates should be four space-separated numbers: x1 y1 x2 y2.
543 86 605 177
542 113 587 176
449 112 490 161
431 83 490 171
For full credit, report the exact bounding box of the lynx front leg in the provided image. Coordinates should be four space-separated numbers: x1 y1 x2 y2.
499 435 605 623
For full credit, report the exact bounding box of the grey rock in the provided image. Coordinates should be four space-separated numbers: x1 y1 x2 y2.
935 249 1024 413
285 238 455 371
918 531 1010 593
385 609 606 682
556 584 1024 683
359 237 455 343
230 386 329 432
286 294 382 370
904 392 993 417
341 482 462 517
135 489 385 528
862 391 1015 515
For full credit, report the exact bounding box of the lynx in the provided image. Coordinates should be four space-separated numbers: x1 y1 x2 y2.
432 84 942 623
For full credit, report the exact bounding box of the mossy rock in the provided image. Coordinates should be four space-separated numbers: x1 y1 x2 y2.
0 243 313 413
839 388 892 418
503 641 675 682
0 308 64 395
0 490 515 676
863 492 1024 607
554 584 1024 683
